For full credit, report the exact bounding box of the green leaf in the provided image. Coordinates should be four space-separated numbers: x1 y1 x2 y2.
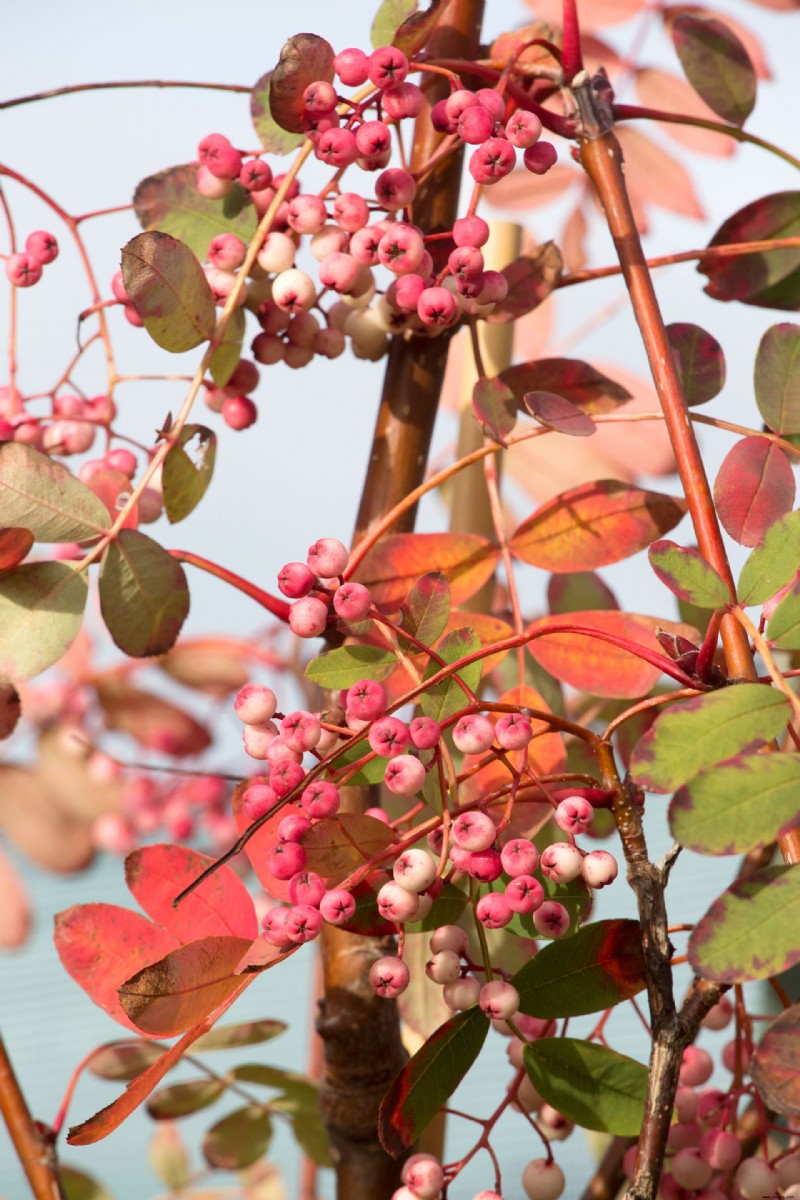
134 164 256 262
147 1077 225 1120
391 0 445 55
99 530 189 658
87 1040 166 1081
122 231 216 353
523 1038 648 1135
648 540 731 608
0 442 110 543
767 579 800 648
59 1167 113 1200
378 1007 489 1155
250 71 305 155
231 1064 319 1108
328 737 386 785
512 920 646 1018
754 324 800 434
372 0 416 47
291 1109 333 1167
629 684 789 792
162 424 217 523
0 563 87 682
209 306 245 387
666 322 726 406
738 510 800 604
406 880 468 933
400 572 450 647
203 1105 272 1170
192 1018 287 1052
305 644 398 688
671 13 756 126
751 1002 800 1117
688 865 800 983
670 751 800 855
419 627 481 722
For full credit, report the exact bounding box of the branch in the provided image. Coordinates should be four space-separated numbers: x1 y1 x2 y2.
0 1034 64 1200
613 103 800 171
1 79 250 110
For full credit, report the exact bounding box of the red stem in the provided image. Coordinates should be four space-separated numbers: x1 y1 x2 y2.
560 0 584 82
170 550 291 621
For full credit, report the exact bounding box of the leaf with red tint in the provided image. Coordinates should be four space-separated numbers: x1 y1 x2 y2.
521 0 642 27
525 391 597 437
160 638 251 696
698 192 800 309
0 765 94 872
0 844 30 948
121 232 216 355
499 358 631 414
666 323 725 405
0 528 33 573
485 243 562 325
752 1003 800 1115
447 610 514 676
68 974 253 1145
648 540 732 607
234 937 294 974
513 920 646 1018
250 71 305 155
126 844 258 945
392 0 445 55
746 0 799 10
302 814 393 885
133 165 256 263
0 683 21 740
54 904 179 1030
754 324 800 433
510 481 687 572
378 1007 489 1156
714 436 796 546
487 164 579 213
615 127 704 222
548 572 618 615
662 7 771 79
671 13 756 126
561 201 589 272
400 572 450 647
634 69 735 156
472 377 516 441
269 34 335 134
526 611 699 699
96 680 211 757
119 935 255 1036
355 533 499 612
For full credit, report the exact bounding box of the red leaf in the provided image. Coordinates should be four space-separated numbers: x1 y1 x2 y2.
510 481 688 571
526 611 699 698
96 680 211 757
500 358 631 414
698 191 800 309
662 8 771 79
67 975 253 1145
485 243 562 324
666 323 726 405
670 13 756 127
487 164 579 212
119 935 256 1036
392 0 446 56
54 903 179 1030
714 436 796 546
355 533 499 611
126 844 258 944
472 376 517 441
751 1003 800 1115
0 683 21 740
615 127 704 221
525 391 597 436
0 527 33 573
635 70 735 156
269 34 335 134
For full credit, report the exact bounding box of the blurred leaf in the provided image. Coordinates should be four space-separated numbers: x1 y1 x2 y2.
0 764 94 872
59 1166 113 1200
0 683 21 739
147 1077 225 1119
698 192 800 309
714 436 795 546
160 638 250 696
689 865 800 982
96 679 211 757
251 71 305 154
670 751 800 854
648 540 731 607
192 1018 287 1052
510 481 687 572
162 424 217 523
615 126 704 221
134 164 256 261
290 1108 333 1167
378 1007 489 1155
100 530 189 657
121 231 216 353
302 814 393 885
400 572 450 647
671 13 756 125
751 1002 800 1115
525 391 597 437
485 243 562 324
513 920 646 1017
499 358 631 413
372 0 416 46
210 306 245 387
148 1122 191 1191
524 1038 648 1134
667 323 726 405
0 843 31 948
738 509 800 604
392 0 445 55
0 527 33 572
629 684 789 792
754 324 800 433
767 578 800 648
472 376 517 441
355 533 499 611
548 572 618 614
232 1064 319 1108
269 34 335 134
87 1040 166 1081
0 442 110 542
0 563 87 682
305 644 398 688
203 1105 272 1169
419 627 481 721
635 68 735 155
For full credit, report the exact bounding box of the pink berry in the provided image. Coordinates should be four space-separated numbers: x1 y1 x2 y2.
453 215 490 248
378 225 425 275
377 881 420 923
533 901 570 939
458 105 496 145
334 47 369 87
734 1157 779 1200
320 888 357 925
368 46 409 88
288 194 328 235
241 783 279 821
454 716 496 755
370 956 410 999
506 110 543 149
288 871 326 907
495 713 533 751
453 810 496 853
303 80 338 114
393 273 426 312
208 233 246 271
278 562 315 599
5 253 42 288
679 1045 714 1087
417 286 458 327
430 98 457 133
393 848 437 893
384 755 427 795
239 159 273 192
581 849 618 888
278 811 312 842
307 537 348 577
285 904 323 943
555 795 594 835
257 232 296 274
355 120 392 158
698 1128 741 1171
196 165 233 199
500 838 539 876
523 142 558 176
332 581 372 621
316 127 359 168
301 780 341 819
445 90 479 124
375 168 416 212
270 760 306 797
505 874 544 914
261 906 293 948
476 89 506 122
443 975 481 1010
268 840 306 880
104 448 137 477
476 893 512 929
382 81 424 121
425 949 462 984
405 1157 444 1199
469 138 516 184
701 995 733 1031
199 133 242 180
409 716 441 750
369 716 409 758
466 848 503 883
289 596 329 638
242 721 278 760
25 230 59 264
222 395 257 430
429 924 468 955
235 683 278 724
346 679 387 722
280 711 321 753
333 192 369 232
273 268 317 315
319 251 362 294
540 842 583 884
480 980 520 1020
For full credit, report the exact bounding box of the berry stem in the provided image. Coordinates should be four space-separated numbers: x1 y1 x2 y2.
169 550 291 622
1 79 251 110
613 103 800 171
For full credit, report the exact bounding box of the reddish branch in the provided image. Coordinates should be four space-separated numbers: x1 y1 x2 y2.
0 1035 64 1200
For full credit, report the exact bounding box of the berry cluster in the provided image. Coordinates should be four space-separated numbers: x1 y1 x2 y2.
4 229 59 288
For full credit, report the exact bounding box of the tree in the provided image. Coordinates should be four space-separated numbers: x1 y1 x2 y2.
1 1 800 1198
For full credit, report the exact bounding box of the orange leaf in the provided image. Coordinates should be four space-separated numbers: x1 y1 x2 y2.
526 611 699 699
487 164 579 213
231 779 292 902
510 481 687 571
0 527 33 573
635 69 735 156
616 126 704 220
126 844 258 944
355 533 499 611
522 0 644 26
302 814 394 885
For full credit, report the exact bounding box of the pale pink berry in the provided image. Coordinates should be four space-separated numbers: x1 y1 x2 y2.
272 268 316 314
301 780 341 819
235 683 278 725
280 711 321 753
701 995 733 1031
417 286 458 327
196 165 233 199
308 537 348 577
495 713 533 751
208 233 246 270
332 192 369 232
241 783 279 821
472 1193 504 1200
369 717 409 758
261 906 293 948
278 811 312 842
285 903 323 943
25 230 59 264
319 251 361 294
409 716 441 750
678 1045 714 1087
480 980 520 1020
369 955 411 998
332 582 372 621
268 840 306 880
270 760 306 797
384 756 427 795
425 949 462 984
430 924 468 956
734 1157 779 1200
443 975 481 1010
104 448 137 477
522 1157 565 1200
349 226 383 266
257 231 296 274
405 1156 444 1199
289 596 329 638
242 721 279 759
311 225 349 261
287 194 327 235
476 270 508 304
505 875 544 914
469 138 516 184
453 810 496 853
346 679 387 722
533 901 570 939
698 1128 741 1171
365 806 391 824
776 1154 800 1190
6 253 42 287
453 714 495 755
376 168 416 212
368 46 409 88
393 848 437 893
466 848 503 883
506 110 543 148
555 796 594 835
581 849 618 888
320 888 357 925
278 562 315 599
393 273 426 312
540 842 583 884
377 881 420 923
383 81 424 121
523 142 558 175
476 892 512 929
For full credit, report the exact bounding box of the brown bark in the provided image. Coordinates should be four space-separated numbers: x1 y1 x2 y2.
316 4 486 1197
